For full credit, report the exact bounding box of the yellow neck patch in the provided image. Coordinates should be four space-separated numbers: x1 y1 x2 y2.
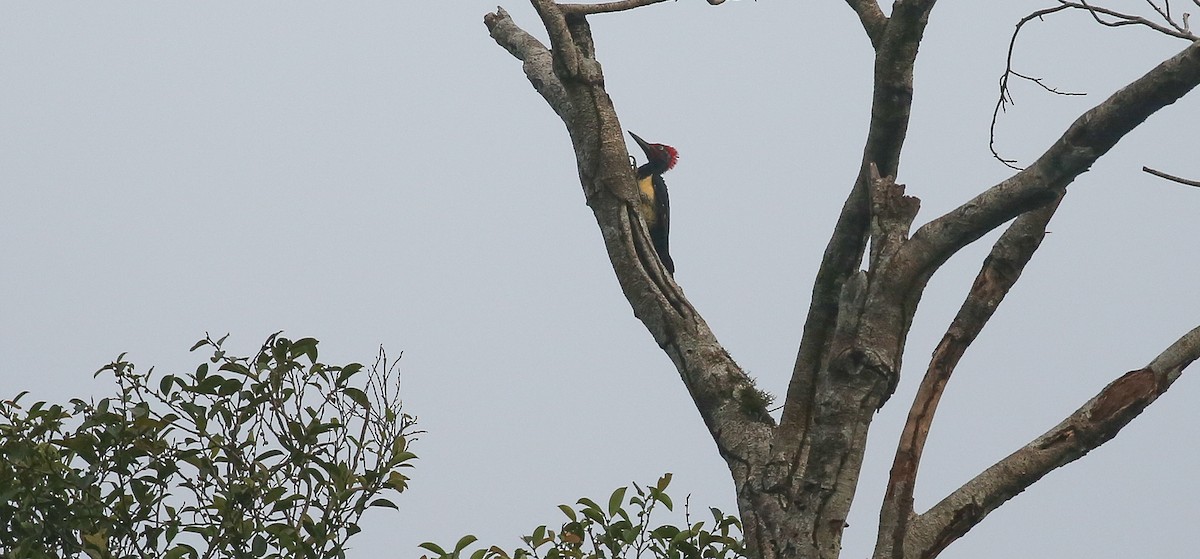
637 175 658 226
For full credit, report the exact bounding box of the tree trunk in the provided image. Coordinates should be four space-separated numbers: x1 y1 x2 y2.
485 2 1200 557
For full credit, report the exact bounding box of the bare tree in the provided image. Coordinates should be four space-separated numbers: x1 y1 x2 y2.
483 1 1200 558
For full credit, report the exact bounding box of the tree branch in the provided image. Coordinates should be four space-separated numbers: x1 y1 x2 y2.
845 0 888 49
991 2 1195 167
1061 0 1198 40
1143 165 1200 187
485 6 776 528
756 5 942 557
560 0 672 16
868 164 922 270
532 0 582 78
990 4 1079 169
484 7 572 119
907 322 1200 558
873 194 1063 559
899 39 1200 294
1141 0 1197 36
779 0 940 441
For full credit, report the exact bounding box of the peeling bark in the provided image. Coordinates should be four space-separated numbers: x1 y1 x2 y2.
907 324 1200 558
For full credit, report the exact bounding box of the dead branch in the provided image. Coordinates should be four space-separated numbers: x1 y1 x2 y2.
907 322 1200 557
779 0 939 442
868 164 921 268
991 1 1196 168
1142 0 1195 36
487 2 1200 557
1064 0 1197 40
1144 165 1200 186
560 0 672 16
484 8 572 118
903 39 1200 292
874 194 1063 559
484 7 778 532
991 5 1083 169
532 0 582 78
765 4 941 556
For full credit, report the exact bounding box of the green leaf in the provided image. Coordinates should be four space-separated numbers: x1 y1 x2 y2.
419 542 448 556
252 534 268 556
257 449 285 462
159 374 176 395
218 378 243 396
343 387 371 409
607 486 627 517
580 506 605 523
470 549 488 559
218 361 250 376
165 544 197 559
392 450 418 465
577 497 601 512
656 472 673 491
651 525 680 540
386 470 410 491
454 535 478 553
292 337 319 362
557 504 577 522
369 498 399 510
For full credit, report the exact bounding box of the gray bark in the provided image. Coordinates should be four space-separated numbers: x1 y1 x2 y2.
485 2 1200 558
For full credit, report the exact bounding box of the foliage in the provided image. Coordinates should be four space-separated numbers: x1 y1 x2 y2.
421 474 745 559
0 333 417 559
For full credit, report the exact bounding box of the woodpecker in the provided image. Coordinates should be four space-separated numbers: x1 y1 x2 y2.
628 131 679 274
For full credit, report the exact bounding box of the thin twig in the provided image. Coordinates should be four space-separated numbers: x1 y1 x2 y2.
1143 165 1200 186
1061 0 1197 39
992 1 1197 168
909 39 1200 312
1142 0 1191 35
991 5 1073 170
1010 70 1086 96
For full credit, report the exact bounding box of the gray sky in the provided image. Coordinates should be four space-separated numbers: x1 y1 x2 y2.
1 2 1197 558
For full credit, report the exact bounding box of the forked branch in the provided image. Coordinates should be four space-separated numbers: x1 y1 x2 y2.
779 0 939 440
485 8 572 119
485 1 776 496
874 194 1063 559
903 39 1200 290
908 322 1200 557
845 0 888 48
1063 0 1198 40
991 1 1197 167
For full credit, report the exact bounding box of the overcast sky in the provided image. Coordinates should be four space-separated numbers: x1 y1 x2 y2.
1 2 1197 558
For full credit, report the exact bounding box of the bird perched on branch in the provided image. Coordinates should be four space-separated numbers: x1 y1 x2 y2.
628 131 679 274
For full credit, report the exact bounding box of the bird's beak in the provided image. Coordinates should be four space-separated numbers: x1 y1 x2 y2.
628 131 653 155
